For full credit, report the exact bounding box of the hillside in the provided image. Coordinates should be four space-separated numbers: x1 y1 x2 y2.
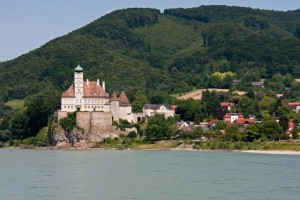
0 5 300 140
0 6 300 100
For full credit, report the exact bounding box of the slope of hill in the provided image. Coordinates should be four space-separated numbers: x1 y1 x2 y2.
1 6 300 101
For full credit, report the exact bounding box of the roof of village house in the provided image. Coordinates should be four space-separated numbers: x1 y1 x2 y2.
119 91 130 105
207 119 218 127
223 113 244 118
288 102 300 109
220 102 235 107
233 119 254 124
62 81 109 98
144 104 174 110
251 81 264 86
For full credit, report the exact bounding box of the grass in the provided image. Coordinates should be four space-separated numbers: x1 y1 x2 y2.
5 99 24 110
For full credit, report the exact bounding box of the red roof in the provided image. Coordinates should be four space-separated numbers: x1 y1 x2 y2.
288 102 300 109
234 119 254 124
220 102 235 107
110 91 118 101
207 119 218 127
119 91 130 105
223 113 244 118
171 105 177 110
62 84 75 97
62 81 109 98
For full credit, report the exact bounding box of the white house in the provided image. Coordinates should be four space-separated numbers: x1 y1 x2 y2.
143 104 175 118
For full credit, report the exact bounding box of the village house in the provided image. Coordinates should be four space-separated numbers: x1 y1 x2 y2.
251 81 264 87
143 104 175 118
220 102 235 112
206 119 218 129
223 113 244 123
288 102 300 113
232 119 254 127
286 120 294 137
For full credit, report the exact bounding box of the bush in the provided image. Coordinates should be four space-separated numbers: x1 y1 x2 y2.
128 131 137 139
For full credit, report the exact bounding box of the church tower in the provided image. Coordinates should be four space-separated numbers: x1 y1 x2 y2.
74 64 84 110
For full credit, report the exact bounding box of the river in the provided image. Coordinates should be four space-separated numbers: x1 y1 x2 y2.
1 149 299 200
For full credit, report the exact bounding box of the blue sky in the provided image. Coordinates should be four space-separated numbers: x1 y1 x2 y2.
1 0 300 61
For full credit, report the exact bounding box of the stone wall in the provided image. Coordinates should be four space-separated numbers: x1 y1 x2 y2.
90 112 113 133
57 110 68 121
76 111 113 134
76 112 91 131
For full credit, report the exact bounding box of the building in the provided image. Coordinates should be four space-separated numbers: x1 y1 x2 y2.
143 104 175 118
251 81 264 87
60 65 132 122
206 119 218 129
223 113 244 123
220 102 235 112
288 102 300 113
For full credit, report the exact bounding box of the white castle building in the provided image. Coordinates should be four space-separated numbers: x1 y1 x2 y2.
60 65 132 122
59 65 175 123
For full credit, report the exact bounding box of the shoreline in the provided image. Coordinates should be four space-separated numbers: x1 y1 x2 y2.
2 146 300 155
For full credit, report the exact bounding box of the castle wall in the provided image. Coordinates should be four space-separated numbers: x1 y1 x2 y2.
57 110 68 121
76 111 113 134
111 101 119 121
90 112 113 133
76 112 91 131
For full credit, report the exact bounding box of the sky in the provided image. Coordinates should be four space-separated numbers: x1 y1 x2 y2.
1 0 300 62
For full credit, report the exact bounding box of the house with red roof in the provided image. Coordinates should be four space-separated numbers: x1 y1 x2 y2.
232 119 254 127
220 102 235 112
288 102 300 113
223 113 244 123
206 119 218 129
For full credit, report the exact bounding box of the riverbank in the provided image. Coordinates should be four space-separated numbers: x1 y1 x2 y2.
2 140 300 155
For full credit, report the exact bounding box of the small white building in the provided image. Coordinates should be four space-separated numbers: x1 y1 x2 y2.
143 104 175 118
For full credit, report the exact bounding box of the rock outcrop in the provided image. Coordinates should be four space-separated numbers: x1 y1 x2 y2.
51 125 128 149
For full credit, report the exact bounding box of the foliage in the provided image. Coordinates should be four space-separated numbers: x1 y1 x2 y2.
144 114 176 141
59 112 76 132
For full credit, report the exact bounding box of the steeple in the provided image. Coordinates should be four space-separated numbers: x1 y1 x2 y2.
74 64 83 72
119 91 130 105
111 91 118 101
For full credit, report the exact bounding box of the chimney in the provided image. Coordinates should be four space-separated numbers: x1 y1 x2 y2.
102 81 105 91
87 79 89 85
97 79 99 86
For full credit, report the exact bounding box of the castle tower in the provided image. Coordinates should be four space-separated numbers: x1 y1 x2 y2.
74 64 84 110
110 91 119 121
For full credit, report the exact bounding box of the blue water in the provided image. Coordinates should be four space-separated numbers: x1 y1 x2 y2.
0 149 300 200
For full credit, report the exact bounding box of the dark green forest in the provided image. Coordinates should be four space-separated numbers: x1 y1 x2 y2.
0 6 300 143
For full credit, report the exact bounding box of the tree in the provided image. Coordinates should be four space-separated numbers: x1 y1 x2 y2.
292 123 299 139
279 114 289 131
260 118 285 141
242 124 261 142
132 91 150 112
144 114 175 141
59 112 76 144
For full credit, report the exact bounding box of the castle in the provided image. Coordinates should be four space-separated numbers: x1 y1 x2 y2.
58 64 175 125
59 64 134 122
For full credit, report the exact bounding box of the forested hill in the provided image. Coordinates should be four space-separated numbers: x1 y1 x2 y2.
0 6 300 101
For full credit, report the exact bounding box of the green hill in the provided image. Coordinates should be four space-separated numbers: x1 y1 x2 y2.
0 6 300 140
